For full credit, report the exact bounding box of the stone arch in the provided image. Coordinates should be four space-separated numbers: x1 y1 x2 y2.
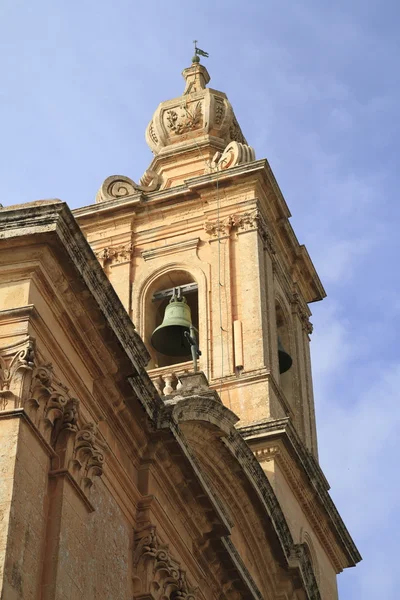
179 420 286 596
164 396 239 434
133 262 209 371
158 395 319 599
301 529 321 586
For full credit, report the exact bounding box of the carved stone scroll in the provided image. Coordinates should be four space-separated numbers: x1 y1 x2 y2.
68 422 106 491
96 170 161 203
132 525 197 600
0 337 35 410
209 141 255 172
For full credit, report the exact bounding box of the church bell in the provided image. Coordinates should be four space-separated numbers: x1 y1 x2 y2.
151 293 197 357
278 337 292 374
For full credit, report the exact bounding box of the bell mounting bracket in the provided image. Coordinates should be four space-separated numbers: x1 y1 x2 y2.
152 283 198 302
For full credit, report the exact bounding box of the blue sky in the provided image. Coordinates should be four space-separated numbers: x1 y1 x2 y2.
1 1 398 597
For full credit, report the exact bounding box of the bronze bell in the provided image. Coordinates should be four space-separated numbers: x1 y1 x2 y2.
278 337 292 374
151 294 198 357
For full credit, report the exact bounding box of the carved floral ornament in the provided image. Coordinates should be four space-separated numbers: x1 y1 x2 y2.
132 525 197 600
166 101 203 136
0 338 106 498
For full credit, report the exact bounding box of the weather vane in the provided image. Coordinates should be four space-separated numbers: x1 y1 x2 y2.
192 40 209 63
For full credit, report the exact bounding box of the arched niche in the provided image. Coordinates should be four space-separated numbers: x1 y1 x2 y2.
275 298 294 404
142 269 199 369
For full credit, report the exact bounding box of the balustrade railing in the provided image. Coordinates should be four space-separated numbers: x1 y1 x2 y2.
148 361 192 397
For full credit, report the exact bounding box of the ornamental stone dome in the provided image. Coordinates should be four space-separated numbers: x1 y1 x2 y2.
95 61 256 200
145 62 247 157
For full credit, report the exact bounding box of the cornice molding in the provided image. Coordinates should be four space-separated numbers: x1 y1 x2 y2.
0 202 157 402
142 238 200 262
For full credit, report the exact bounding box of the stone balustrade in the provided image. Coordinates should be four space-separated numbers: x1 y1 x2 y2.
148 361 193 396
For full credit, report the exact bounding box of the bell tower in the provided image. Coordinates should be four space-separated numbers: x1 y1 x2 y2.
74 56 360 598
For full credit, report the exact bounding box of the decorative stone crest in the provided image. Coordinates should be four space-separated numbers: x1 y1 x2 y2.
96 170 161 203
145 62 248 156
166 101 203 135
132 525 197 600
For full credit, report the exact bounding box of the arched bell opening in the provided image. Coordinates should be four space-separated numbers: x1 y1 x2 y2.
275 302 293 403
145 270 199 369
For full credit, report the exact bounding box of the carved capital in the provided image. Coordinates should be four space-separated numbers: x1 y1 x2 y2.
95 242 133 266
204 209 275 252
0 337 35 410
204 216 234 237
132 525 197 600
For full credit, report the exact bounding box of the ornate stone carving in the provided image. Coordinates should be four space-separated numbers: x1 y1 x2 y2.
96 171 161 203
229 116 246 144
203 216 234 237
145 63 248 156
0 337 35 410
166 101 203 135
214 97 225 125
209 141 255 172
68 422 106 491
95 242 133 266
148 121 159 145
132 525 197 600
0 342 106 493
25 362 78 444
204 209 275 252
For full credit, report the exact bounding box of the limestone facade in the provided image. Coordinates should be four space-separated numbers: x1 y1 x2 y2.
0 60 361 600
